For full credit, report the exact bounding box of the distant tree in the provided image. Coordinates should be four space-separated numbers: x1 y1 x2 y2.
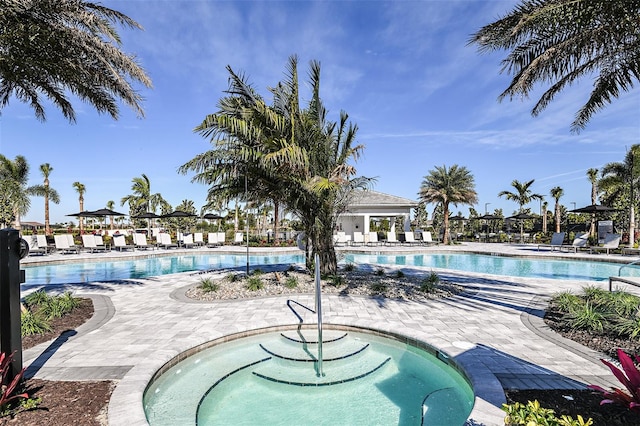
120 174 169 221
542 201 548 234
0 0 152 122
418 164 478 244
0 154 35 230
500 179 543 240
599 145 640 246
587 168 599 238
72 182 86 233
550 186 564 233
29 163 60 235
106 200 116 230
470 0 640 132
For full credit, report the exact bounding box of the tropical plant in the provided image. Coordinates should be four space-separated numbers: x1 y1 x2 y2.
246 276 263 291
502 399 593 426
586 168 599 238
550 291 581 312
550 186 564 233
106 200 116 230
566 302 605 333
0 155 35 230
343 263 355 272
499 179 543 241
20 310 51 336
599 145 640 247
418 164 478 245
199 277 219 293
120 174 169 221
0 351 29 411
28 163 60 236
370 282 387 293
421 271 440 293
588 349 640 414
374 267 385 276
284 276 298 289
179 55 373 275
470 0 640 133
72 181 86 233
0 0 152 122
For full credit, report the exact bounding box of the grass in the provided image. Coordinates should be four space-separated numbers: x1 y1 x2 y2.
21 291 81 336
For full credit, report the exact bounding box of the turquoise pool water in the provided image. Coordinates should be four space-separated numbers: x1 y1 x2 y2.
143 330 474 425
22 252 640 285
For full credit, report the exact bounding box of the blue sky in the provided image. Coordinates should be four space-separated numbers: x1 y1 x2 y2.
1 0 639 225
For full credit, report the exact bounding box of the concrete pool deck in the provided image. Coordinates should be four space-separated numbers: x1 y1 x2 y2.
20 242 640 425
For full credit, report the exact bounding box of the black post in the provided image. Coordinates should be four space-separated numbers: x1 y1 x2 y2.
0 228 25 383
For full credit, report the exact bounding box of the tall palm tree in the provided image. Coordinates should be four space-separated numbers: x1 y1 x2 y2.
550 186 564 233
29 163 60 235
120 174 168 220
542 201 548 234
599 145 640 247
587 168 599 238
179 55 373 274
106 200 116 230
418 164 478 245
0 0 152 122
0 154 34 230
499 179 543 240
470 0 640 132
72 182 86 234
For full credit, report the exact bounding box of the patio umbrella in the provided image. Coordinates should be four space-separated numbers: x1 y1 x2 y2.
66 210 97 232
569 204 618 213
507 212 537 243
89 208 127 230
162 211 197 244
132 212 161 237
202 213 224 220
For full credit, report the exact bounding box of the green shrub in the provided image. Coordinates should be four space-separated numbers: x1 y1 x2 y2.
284 276 298 289
57 291 80 312
420 271 440 293
395 270 405 278
551 291 582 312
199 277 219 293
23 290 51 308
613 316 640 339
374 268 385 276
606 291 640 317
21 311 51 336
227 273 239 282
567 302 605 333
252 269 263 276
370 282 387 293
326 275 345 287
246 276 263 291
582 285 609 306
344 263 355 272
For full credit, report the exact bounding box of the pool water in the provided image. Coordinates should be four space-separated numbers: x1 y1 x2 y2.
143 330 474 426
22 252 640 285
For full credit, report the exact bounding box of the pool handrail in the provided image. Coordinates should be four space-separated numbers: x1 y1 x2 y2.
617 258 640 276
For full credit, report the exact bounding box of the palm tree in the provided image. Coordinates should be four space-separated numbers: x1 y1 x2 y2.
0 0 152 122
550 187 564 233
599 145 640 247
106 200 116 230
0 155 34 230
72 182 86 234
542 201 548 234
470 0 640 132
499 179 543 240
120 174 168 221
418 165 478 245
29 163 61 235
179 55 373 274
587 168 599 238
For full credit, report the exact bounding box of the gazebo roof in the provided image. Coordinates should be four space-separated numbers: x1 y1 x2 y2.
349 190 418 208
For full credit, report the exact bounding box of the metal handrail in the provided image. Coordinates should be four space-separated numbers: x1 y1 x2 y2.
618 258 640 276
315 253 324 377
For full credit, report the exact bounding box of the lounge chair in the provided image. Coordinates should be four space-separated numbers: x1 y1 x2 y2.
36 235 52 254
559 233 589 253
421 231 438 246
207 232 218 247
351 231 364 246
113 234 135 251
54 234 80 254
26 235 46 256
589 233 621 255
194 232 204 247
385 231 400 246
133 233 154 250
537 232 566 251
67 234 81 251
158 233 178 249
182 234 196 248
403 231 420 245
366 232 380 246
622 247 640 256
218 232 226 246
233 232 243 245
82 235 109 253
334 231 348 246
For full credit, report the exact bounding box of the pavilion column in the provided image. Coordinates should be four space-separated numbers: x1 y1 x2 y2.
389 217 396 233
363 214 370 234
403 214 411 232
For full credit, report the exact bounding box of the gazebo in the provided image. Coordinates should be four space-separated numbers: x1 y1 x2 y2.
337 190 418 236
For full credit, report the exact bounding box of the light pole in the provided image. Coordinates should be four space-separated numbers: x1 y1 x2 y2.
484 203 491 215
245 173 249 275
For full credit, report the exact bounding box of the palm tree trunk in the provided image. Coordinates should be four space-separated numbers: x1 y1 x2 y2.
442 203 450 244
273 201 280 242
630 205 636 248
44 193 50 235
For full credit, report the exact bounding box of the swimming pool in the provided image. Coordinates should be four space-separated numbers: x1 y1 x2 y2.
22 252 640 285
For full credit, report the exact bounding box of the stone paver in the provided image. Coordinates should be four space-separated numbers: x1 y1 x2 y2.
20 242 640 425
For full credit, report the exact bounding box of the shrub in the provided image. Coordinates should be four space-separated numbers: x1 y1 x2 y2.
284 276 298 289
502 400 592 426
0 351 29 414
589 349 640 414
606 292 640 317
374 267 385 276
344 263 355 272
329 275 345 287
420 271 440 293
396 270 405 278
370 282 387 293
252 269 263 276
227 273 239 282
566 302 605 333
199 277 219 293
613 316 640 339
551 291 582 312
21 310 51 336
582 285 609 307
246 276 263 291
23 290 51 308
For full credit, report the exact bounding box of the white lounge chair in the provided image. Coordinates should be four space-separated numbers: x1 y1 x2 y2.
194 232 204 247
560 233 589 253
421 231 438 246
82 235 108 253
234 232 243 245
537 232 566 251
36 235 52 254
113 234 134 251
218 232 226 246
334 231 348 246
385 232 400 246
182 234 195 248
26 235 46 256
367 232 380 246
403 231 420 245
589 234 621 255
351 231 364 246
207 232 218 247
133 233 154 250
157 233 178 249
54 234 79 254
